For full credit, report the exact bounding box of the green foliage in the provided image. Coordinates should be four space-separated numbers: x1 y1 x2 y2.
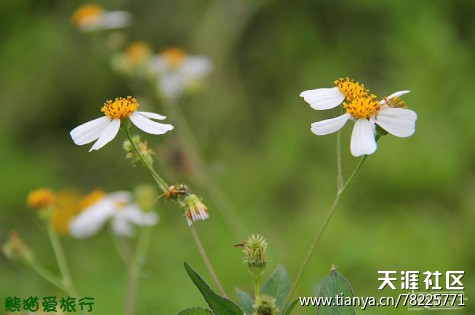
184 262 243 315
260 264 291 311
178 307 214 315
317 269 355 315
235 288 254 315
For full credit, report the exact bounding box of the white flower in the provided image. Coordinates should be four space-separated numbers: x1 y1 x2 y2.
70 96 173 151
72 4 132 32
69 191 158 238
151 48 213 101
301 78 417 157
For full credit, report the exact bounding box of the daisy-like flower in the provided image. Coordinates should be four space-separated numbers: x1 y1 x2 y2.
69 191 158 238
70 96 173 151
183 194 209 226
151 47 213 101
300 78 417 157
71 4 132 32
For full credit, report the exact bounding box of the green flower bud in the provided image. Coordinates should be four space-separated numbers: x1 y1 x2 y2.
3 231 34 264
253 295 278 315
123 135 155 166
242 234 270 278
134 184 158 212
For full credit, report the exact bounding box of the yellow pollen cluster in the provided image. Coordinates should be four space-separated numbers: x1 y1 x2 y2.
126 41 152 64
79 189 106 210
71 4 103 26
334 77 370 102
162 47 187 68
101 96 139 119
386 97 407 109
344 96 381 119
27 189 56 210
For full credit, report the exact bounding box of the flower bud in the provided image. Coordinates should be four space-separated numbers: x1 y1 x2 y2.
253 295 278 315
134 184 158 212
3 231 34 264
242 234 270 278
123 135 155 166
183 194 209 226
27 189 56 211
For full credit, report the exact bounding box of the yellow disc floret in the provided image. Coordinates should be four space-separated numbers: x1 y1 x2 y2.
101 96 139 119
27 188 56 210
161 47 187 68
344 95 381 119
79 189 106 210
71 4 103 26
126 41 152 65
334 77 370 102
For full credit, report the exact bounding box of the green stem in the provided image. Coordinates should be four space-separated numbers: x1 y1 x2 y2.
254 276 260 299
125 225 153 315
190 225 228 298
283 155 368 309
29 260 68 291
124 126 169 193
47 225 79 296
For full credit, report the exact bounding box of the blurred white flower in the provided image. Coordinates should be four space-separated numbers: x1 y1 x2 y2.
70 96 173 151
111 41 154 77
72 4 132 32
301 78 417 157
151 48 213 101
69 191 158 238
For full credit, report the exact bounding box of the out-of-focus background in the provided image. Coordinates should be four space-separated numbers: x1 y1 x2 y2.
1 0 474 314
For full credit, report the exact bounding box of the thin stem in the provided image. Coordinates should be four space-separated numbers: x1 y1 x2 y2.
125 225 153 315
124 126 169 193
336 130 343 192
29 260 68 291
190 225 228 298
47 225 79 296
284 155 368 309
254 276 260 299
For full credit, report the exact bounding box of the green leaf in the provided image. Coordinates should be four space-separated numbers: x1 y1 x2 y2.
317 268 356 315
184 262 243 315
260 264 291 310
282 299 298 315
235 288 254 315
177 307 213 315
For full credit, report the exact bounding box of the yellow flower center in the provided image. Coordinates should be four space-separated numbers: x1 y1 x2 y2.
52 191 82 235
71 4 103 26
101 96 139 119
344 95 381 119
79 189 106 210
27 189 56 210
161 47 187 68
126 41 152 65
334 77 370 102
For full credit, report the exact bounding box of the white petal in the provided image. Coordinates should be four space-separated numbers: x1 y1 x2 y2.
111 217 134 236
300 87 345 110
130 112 174 135
89 119 121 151
375 108 417 137
180 57 213 77
99 11 132 29
135 111 167 120
120 206 158 225
70 116 111 145
311 113 351 135
69 200 115 238
159 73 184 100
380 90 411 104
350 119 377 157
106 191 133 203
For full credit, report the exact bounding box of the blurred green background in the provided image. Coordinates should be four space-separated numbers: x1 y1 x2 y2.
1 0 474 314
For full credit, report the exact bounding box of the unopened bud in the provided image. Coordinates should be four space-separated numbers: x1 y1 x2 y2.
253 295 278 315
3 231 34 264
123 135 155 166
134 184 157 212
241 234 270 278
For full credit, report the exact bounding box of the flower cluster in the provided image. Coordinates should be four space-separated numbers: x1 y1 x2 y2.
301 78 417 156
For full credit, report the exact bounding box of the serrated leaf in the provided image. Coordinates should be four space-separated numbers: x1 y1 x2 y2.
177 307 214 315
260 264 291 310
317 269 356 315
184 262 243 315
282 298 298 315
235 288 254 315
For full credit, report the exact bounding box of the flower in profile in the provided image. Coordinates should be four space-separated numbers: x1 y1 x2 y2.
111 41 154 77
71 4 132 32
70 96 173 151
300 78 417 157
69 191 158 238
151 47 213 101
183 194 209 226
27 188 56 211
